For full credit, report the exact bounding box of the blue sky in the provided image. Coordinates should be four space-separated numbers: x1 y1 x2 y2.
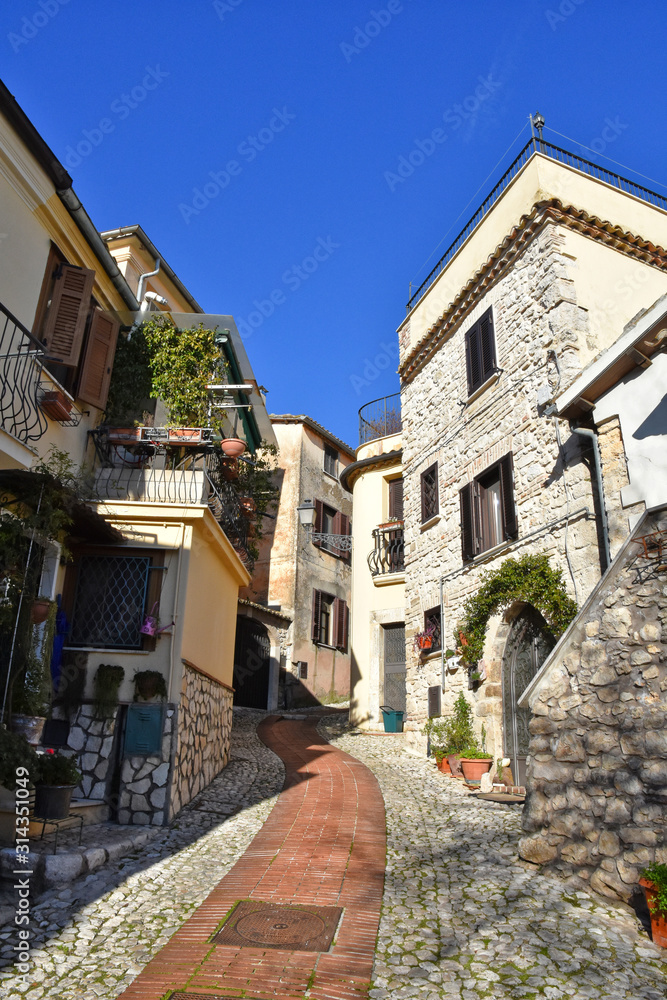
2 0 666 447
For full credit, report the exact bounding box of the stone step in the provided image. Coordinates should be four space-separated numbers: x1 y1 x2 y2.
70 798 110 825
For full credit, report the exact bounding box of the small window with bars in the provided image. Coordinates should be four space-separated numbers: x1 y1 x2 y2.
69 555 152 649
323 444 338 478
424 606 442 652
420 464 439 523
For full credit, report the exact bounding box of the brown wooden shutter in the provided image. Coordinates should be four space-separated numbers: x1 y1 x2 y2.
480 310 496 382
334 598 349 650
42 264 95 366
460 482 475 561
77 309 120 409
313 499 324 548
389 478 404 520
312 589 322 643
499 452 518 538
332 510 342 556
465 325 482 395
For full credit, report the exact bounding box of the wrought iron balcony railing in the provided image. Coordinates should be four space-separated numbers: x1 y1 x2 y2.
368 523 405 576
0 301 48 444
406 137 667 314
93 451 249 558
359 393 402 446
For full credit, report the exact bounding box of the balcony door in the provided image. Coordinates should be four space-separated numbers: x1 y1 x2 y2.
382 623 406 714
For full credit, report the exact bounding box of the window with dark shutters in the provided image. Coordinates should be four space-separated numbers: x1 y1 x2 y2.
323 444 338 477
388 478 404 520
41 264 95 367
313 499 324 549
420 464 439 523
424 606 442 651
460 452 518 561
313 500 350 559
464 307 496 396
333 598 349 650
78 309 120 409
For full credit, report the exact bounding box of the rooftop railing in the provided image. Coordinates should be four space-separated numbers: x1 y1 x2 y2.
406 137 667 314
359 393 402 446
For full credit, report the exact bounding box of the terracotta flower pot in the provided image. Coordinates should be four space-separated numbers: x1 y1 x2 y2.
40 390 72 422
30 598 52 624
417 635 433 651
220 438 247 458
436 756 451 774
640 878 667 947
460 758 493 783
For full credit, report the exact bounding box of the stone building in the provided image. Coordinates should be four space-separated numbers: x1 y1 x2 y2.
518 506 667 902
240 415 354 708
340 394 406 728
397 136 667 775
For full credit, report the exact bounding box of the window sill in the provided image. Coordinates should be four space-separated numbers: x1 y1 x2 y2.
419 648 442 662
373 572 405 587
463 537 514 566
465 370 501 406
420 514 441 532
322 470 339 481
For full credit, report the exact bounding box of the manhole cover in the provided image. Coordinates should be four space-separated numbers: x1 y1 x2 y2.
212 899 343 951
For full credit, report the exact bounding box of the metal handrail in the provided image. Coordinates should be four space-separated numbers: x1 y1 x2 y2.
406 137 667 313
359 392 402 446
367 523 405 576
0 301 48 443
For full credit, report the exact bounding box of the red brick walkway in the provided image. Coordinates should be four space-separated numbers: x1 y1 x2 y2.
118 714 386 1000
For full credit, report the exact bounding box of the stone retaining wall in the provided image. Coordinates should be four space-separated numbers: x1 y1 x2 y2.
519 508 667 901
169 661 233 819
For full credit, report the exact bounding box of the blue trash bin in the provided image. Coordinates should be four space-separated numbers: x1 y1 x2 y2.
380 706 405 733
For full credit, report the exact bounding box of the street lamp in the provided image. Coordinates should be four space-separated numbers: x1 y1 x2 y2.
296 499 352 551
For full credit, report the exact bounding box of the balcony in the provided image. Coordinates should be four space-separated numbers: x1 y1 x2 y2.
0 301 48 444
91 434 250 561
367 523 405 576
358 393 402 446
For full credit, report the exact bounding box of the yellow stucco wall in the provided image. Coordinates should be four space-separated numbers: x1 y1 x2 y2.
349 433 405 727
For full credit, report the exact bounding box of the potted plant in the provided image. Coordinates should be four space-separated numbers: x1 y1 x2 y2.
219 437 247 458
0 727 39 793
422 716 453 775
414 624 436 653
640 863 667 947
133 670 168 702
459 747 494 783
34 750 81 820
30 596 53 625
93 664 124 718
39 389 73 422
11 601 57 745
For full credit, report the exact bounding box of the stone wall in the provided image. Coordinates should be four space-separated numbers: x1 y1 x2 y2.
597 415 646 559
68 704 117 800
118 708 175 826
401 223 603 752
519 508 667 902
169 661 233 818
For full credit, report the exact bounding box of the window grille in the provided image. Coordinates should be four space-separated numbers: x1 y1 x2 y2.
69 555 151 649
420 464 439 523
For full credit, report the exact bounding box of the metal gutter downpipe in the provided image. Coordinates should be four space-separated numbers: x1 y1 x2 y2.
571 425 611 572
57 187 139 312
137 258 161 306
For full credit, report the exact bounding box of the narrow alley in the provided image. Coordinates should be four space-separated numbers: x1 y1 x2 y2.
1 710 664 1000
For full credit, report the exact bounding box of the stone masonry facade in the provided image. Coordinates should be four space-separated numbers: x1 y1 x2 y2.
169 661 233 818
519 507 667 902
400 222 603 754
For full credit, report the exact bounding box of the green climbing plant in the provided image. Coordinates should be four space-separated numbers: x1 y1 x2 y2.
456 554 577 665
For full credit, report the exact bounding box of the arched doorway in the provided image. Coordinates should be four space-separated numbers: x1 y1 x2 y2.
233 617 271 708
502 607 555 785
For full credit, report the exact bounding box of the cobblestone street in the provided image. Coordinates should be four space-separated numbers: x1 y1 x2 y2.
0 710 665 999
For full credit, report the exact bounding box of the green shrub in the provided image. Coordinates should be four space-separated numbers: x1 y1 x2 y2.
0 727 39 790
642 863 667 916
36 751 81 787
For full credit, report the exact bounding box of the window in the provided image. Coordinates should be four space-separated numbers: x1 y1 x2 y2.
420 464 439 523
459 452 517 561
323 444 338 477
312 590 349 650
67 551 164 649
465 307 496 396
34 246 119 409
313 499 351 559
424 606 442 652
388 478 404 521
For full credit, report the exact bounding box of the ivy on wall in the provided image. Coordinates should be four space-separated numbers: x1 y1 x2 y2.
456 554 578 664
